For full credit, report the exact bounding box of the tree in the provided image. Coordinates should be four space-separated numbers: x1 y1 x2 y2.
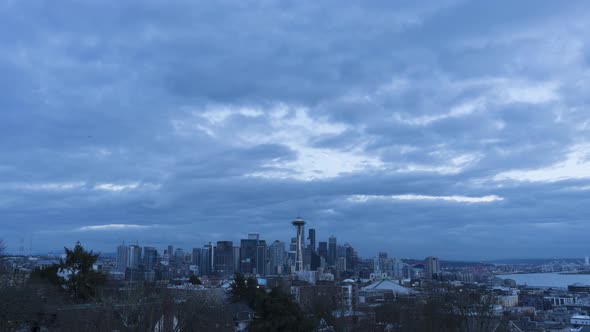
31 242 106 303
230 273 313 331
176 289 234 331
60 241 106 301
230 273 261 308
249 287 313 332
188 275 202 285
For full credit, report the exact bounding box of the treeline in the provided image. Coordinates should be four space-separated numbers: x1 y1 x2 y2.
0 242 233 331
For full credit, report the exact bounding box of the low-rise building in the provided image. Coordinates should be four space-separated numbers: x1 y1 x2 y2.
572 315 590 326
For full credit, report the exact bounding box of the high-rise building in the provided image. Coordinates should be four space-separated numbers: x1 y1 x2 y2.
392 258 404 279
308 228 316 251
425 256 441 280
209 243 215 272
240 239 258 274
192 248 201 267
214 241 234 277
337 245 346 262
127 245 142 269
256 240 267 275
303 246 311 270
248 233 259 240
318 241 328 261
344 244 354 271
174 248 185 268
200 243 212 276
167 245 174 262
336 257 346 274
328 236 337 266
310 249 321 271
268 240 285 275
143 246 158 271
292 217 306 272
233 246 241 273
116 244 128 272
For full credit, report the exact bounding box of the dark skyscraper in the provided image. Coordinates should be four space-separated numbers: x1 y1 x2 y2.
240 239 258 274
174 248 185 268
127 244 142 269
143 246 158 271
268 240 285 275
425 256 441 280
310 249 321 271
308 228 316 251
256 240 267 275
318 241 328 261
328 236 337 266
192 248 201 267
167 245 173 262
200 243 212 276
345 244 354 271
116 244 128 272
214 241 234 276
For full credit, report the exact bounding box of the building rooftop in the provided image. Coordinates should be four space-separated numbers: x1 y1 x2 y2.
361 279 412 295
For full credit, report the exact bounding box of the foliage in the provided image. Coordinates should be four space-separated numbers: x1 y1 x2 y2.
60 241 106 301
373 285 502 332
249 287 313 332
231 273 313 332
230 273 259 307
30 242 106 303
188 275 202 285
176 289 234 331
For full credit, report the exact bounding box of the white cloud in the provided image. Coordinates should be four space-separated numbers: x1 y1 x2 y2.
348 194 503 203
392 152 482 175
77 224 154 231
94 182 139 191
180 103 384 181
496 80 560 105
391 98 483 126
565 185 590 191
93 182 160 192
7 182 86 191
494 144 590 182
248 146 384 181
386 76 559 128
200 105 264 124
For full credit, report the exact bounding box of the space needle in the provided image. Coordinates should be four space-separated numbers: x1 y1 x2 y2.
292 217 306 272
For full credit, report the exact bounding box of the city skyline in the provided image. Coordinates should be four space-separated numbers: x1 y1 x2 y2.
2 1 590 260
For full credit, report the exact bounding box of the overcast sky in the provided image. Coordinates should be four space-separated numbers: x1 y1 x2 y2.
1 0 590 260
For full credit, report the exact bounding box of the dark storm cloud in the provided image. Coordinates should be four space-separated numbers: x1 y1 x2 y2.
1 0 590 259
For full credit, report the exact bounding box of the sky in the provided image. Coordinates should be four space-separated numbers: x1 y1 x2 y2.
1 0 590 260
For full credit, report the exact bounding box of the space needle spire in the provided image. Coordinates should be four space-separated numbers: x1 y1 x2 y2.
291 217 306 272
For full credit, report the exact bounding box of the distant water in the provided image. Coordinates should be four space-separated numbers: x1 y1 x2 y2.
497 273 590 288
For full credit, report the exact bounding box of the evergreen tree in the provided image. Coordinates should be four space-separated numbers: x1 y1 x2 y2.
60 241 105 301
188 275 202 285
30 242 105 302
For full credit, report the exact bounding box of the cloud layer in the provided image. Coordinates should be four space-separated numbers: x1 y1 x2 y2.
1 0 589 259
